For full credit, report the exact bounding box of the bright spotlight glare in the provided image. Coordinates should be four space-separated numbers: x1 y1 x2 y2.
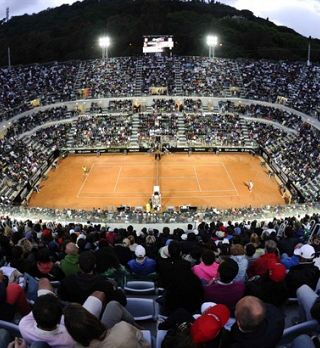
206 35 218 47
99 36 110 48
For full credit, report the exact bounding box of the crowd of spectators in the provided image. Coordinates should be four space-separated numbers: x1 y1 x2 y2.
0 121 73 205
1 57 320 124
16 62 78 105
141 56 175 95
77 58 136 98
0 68 27 120
71 115 133 148
137 112 178 146
179 57 242 97
245 121 320 200
5 107 75 137
0 212 319 347
185 113 245 146
108 100 133 113
224 101 303 131
239 60 303 103
290 65 320 116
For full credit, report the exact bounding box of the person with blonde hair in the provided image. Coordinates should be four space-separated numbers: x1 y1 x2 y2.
230 244 248 282
249 234 264 257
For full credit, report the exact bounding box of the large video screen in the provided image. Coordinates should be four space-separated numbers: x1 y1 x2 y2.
143 36 174 54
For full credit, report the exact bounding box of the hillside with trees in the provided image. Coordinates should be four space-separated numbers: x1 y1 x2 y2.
0 0 319 66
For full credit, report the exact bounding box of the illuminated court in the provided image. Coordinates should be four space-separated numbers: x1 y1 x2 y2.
28 153 286 210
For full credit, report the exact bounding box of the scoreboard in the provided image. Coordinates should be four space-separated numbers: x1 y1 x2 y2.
143 35 174 54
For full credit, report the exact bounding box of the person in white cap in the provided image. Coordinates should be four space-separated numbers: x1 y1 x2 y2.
286 244 320 297
127 245 156 276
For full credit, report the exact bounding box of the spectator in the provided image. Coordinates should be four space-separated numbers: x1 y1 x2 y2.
192 249 219 284
64 302 150 348
245 262 288 306
221 296 285 348
204 258 245 312
0 270 30 321
286 244 320 297
248 240 279 277
230 244 248 282
27 248 64 281
60 242 80 277
59 251 126 305
127 245 157 276
19 293 74 348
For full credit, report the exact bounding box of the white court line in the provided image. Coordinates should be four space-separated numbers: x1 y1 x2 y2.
119 176 154 178
193 167 202 192
77 194 240 199
221 162 239 196
113 167 122 193
91 163 224 167
77 163 95 198
80 188 237 195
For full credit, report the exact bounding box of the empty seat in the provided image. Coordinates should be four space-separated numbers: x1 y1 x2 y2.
278 319 319 346
124 281 156 295
125 298 157 321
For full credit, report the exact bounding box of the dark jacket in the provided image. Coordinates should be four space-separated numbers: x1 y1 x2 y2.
59 272 126 305
278 237 299 257
156 257 190 288
0 277 15 321
222 303 285 348
286 262 320 297
113 245 134 266
164 269 204 314
245 275 289 306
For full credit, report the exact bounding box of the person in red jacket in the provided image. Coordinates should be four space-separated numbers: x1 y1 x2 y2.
248 240 279 278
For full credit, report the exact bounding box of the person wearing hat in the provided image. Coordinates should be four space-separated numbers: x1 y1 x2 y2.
127 245 156 276
286 244 320 297
221 296 285 348
161 303 230 348
245 262 289 306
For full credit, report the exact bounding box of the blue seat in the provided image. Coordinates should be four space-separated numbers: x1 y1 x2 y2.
141 330 152 347
278 319 319 345
24 273 38 302
126 298 157 321
124 281 156 295
0 320 21 338
24 273 61 302
156 330 167 348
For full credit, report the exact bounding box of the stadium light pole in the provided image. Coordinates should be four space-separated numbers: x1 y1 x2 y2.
99 36 110 60
206 35 218 59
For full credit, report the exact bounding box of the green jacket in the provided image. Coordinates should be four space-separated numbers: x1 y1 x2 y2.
60 254 80 277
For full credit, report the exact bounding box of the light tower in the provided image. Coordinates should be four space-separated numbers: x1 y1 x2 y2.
206 35 218 59
98 36 110 60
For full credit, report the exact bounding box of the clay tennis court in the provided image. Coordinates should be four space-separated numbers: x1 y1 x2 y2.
28 153 286 210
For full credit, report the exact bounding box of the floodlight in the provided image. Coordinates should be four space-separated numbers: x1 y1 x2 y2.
98 36 111 59
206 35 218 58
206 35 218 47
99 36 110 48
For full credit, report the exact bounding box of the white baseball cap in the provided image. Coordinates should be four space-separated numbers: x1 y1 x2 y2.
294 244 315 259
